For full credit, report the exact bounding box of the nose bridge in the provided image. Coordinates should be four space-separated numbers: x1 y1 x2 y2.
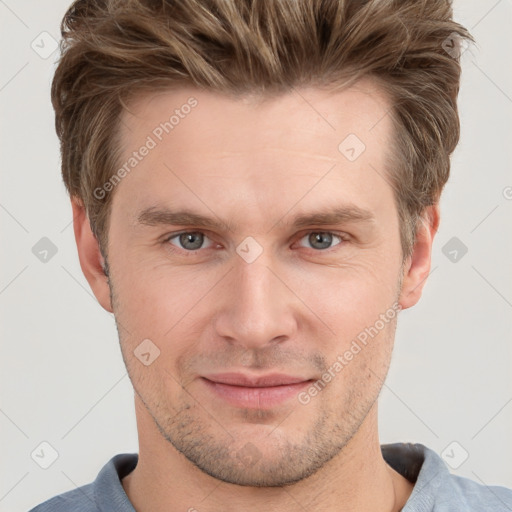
214 250 297 349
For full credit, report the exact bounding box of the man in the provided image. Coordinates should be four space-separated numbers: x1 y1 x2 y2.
30 0 512 510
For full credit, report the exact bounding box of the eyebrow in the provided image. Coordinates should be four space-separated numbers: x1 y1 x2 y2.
135 205 375 232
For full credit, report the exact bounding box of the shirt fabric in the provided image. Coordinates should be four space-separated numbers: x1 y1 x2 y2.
29 442 512 511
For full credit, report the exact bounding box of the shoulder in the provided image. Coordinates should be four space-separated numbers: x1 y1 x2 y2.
28 453 138 512
438 473 512 510
28 483 97 512
382 442 512 511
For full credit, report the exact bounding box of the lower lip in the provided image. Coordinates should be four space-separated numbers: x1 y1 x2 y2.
201 378 312 409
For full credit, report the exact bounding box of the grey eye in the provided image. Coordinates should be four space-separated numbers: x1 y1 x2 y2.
170 232 208 251
300 232 342 250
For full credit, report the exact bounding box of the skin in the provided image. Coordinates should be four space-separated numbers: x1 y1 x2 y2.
73 78 439 511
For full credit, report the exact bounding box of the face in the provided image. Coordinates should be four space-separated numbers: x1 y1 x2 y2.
85 80 421 486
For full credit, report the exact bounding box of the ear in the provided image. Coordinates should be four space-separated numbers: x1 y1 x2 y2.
398 204 440 310
71 197 113 313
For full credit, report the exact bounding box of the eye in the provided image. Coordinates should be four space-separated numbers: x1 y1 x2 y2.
163 230 348 255
166 231 214 251
297 231 346 251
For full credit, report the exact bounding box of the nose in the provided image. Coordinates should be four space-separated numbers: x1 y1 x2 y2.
213 252 299 351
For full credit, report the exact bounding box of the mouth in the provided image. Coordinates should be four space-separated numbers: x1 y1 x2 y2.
200 373 314 409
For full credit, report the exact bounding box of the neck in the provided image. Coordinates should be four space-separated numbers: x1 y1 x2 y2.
122 396 413 512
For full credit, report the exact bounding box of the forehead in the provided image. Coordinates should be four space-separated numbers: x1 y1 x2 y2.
120 78 392 154
112 78 396 230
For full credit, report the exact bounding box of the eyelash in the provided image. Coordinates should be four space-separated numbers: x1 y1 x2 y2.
162 230 350 256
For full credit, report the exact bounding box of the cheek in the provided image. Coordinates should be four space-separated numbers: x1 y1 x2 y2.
295 257 401 339
111 254 211 328
319 318 396 405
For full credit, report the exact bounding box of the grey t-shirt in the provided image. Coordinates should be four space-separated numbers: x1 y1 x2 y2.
29 442 512 511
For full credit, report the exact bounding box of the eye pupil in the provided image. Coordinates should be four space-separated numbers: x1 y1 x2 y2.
309 232 333 250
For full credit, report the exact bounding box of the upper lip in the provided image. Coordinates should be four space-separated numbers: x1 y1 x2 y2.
202 373 311 387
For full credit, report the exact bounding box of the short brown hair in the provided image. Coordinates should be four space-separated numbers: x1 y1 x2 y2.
51 0 473 262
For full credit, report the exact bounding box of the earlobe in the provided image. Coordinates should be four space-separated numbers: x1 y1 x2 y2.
398 205 440 310
71 197 113 313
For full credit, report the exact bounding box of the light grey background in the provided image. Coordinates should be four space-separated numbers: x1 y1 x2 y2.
1 1 511 510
